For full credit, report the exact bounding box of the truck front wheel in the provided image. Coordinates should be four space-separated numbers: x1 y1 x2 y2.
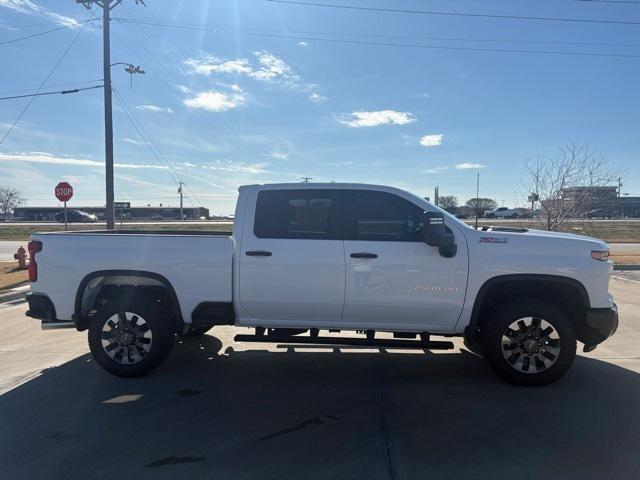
481 299 576 386
88 298 175 377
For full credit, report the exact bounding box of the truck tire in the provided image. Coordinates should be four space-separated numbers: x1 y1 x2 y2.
177 325 213 338
88 297 175 377
481 299 576 386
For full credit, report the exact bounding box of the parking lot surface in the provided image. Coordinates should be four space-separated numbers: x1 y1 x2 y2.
0 276 639 479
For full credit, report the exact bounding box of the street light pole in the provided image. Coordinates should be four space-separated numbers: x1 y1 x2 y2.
102 1 115 229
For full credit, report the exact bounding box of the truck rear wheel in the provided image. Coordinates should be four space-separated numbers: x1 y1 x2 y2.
481 299 576 386
88 298 175 377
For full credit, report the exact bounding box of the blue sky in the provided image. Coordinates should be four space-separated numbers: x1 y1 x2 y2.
0 0 639 215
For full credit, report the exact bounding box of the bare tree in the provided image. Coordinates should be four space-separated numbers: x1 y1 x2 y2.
0 186 25 220
438 195 458 213
465 197 497 217
524 143 620 231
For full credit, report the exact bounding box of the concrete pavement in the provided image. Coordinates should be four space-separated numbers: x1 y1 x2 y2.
0 277 639 479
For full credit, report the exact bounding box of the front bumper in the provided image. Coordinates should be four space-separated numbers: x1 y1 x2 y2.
583 303 619 350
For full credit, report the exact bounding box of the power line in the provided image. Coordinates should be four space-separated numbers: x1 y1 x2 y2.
111 87 199 208
112 18 640 59
0 19 93 46
266 0 640 25
0 10 95 146
113 17 640 49
0 79 104 96
575 0 640 4
114 10 274 159
0 84 103 101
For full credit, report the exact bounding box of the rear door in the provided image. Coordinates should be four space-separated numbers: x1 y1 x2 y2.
237 188 345 328
341 189 468 331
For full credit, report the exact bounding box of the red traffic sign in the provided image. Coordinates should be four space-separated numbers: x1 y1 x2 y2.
55 182 73 202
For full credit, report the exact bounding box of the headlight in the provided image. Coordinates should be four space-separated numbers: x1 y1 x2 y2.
591 250 609 261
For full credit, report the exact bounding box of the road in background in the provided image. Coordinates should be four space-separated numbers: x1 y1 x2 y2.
0 277 638 479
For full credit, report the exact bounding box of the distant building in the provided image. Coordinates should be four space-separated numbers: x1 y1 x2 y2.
619 196 640 218
13 205 210 221
560 186 618 215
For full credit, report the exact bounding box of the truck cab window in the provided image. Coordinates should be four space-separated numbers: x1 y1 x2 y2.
344 190 425 242
254 190 342 239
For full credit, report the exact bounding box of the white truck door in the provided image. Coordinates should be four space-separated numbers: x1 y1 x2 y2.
341 189 468 331
237 188 345 327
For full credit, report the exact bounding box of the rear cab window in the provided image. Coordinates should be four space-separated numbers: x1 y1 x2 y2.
254 189 342 240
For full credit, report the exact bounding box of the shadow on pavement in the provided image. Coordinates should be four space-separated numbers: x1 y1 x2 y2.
1 334 639 480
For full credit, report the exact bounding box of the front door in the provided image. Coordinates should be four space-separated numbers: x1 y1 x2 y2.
237 188 345 327
341 189 468 331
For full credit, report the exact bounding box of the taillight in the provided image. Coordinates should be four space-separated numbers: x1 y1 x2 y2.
591 250 609 261
28 240 42 282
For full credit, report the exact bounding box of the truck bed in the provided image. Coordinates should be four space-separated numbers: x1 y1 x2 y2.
30 230 234 323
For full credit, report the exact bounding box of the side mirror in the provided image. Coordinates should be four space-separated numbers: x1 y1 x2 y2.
423 212 457 258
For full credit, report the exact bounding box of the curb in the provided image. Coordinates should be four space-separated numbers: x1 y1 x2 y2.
613 264 640 271
0 285 29 305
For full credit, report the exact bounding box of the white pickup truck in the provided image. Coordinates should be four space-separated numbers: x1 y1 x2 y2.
25 183 618 385
484 207 520 219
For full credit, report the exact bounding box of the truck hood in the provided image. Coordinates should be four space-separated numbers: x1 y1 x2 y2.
474 226 609 249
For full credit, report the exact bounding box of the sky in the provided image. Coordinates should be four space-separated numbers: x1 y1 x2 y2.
0 0 639 215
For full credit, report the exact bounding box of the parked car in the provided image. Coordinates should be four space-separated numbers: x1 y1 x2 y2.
26 183 617 386
484 207 520 219
54 210 98 223
150 214 164 221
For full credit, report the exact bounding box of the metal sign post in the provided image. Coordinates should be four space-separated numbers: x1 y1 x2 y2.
55 181 73 230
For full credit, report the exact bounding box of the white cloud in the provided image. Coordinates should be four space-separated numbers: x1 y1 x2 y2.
423 166 448 174
337 110 416 128
176 84 191 94
136 104 174 114
325 161 354 167
420 134 443 147
298 41 309 47
0 151 165 169
202 160 272 175
309 92 326 102
183 91 246 112
0 0 79 27
121 137 145 146
455 162 485 169
184 55 253 76
269 152 289 161
251 51 296 81
184 50 322 101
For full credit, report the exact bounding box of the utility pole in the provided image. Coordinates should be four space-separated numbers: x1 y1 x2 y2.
178 181 184 221
76 0 145 229
617 176 622 218
474 172 480 229
301 177 313 183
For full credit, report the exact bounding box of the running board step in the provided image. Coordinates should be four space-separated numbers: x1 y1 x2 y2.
41 320 75 330
234 334 454 350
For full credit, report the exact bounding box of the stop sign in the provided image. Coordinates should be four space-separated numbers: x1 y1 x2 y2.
55 182 73 202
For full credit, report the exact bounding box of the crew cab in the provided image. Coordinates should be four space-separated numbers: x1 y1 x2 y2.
25 183 618 385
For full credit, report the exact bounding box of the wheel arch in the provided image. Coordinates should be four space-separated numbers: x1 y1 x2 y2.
73 270 183 331
465 274 591 345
